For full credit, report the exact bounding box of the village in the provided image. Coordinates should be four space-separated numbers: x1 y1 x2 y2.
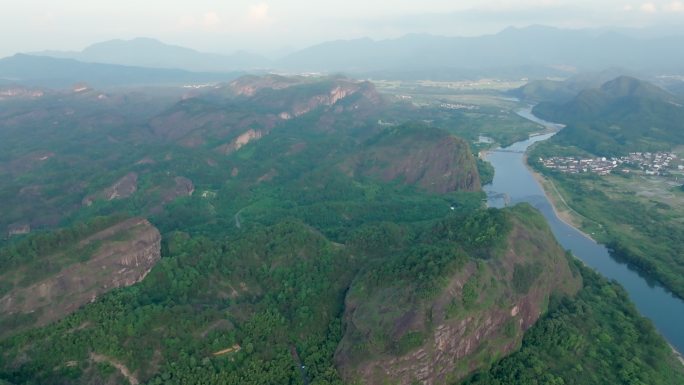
440 102 479 110
540 152 683 176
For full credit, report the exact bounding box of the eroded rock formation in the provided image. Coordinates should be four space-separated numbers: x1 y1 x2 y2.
0 218 161 331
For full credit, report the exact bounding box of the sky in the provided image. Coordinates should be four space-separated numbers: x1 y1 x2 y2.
1 0 684 58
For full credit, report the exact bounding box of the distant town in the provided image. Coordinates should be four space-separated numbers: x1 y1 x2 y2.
440 102 479 111
540 152 683 176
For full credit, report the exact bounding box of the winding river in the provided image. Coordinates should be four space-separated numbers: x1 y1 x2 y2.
483 107 684 355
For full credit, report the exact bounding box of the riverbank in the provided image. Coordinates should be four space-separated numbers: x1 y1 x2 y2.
524 147 684 365
525 158 599 244
485 106 684 360
516 108 597 244
675 347 684 366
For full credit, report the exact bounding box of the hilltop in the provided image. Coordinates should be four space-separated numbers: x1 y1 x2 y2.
533 76 684 154
510 68 637 103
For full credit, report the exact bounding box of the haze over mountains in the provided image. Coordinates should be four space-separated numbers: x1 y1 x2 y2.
4 8 684 382
2 25 684 88
278 26 684 74
32 38 271 72
0 54 242 89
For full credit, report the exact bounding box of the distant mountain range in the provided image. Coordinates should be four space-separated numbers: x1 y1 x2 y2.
4 26 684 89
534 76 684 154
10 26 684 80
31 37 271 72
0 54 241 88
278 26 684 76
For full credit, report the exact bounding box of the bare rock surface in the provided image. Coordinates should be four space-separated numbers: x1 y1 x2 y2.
0 218 161 331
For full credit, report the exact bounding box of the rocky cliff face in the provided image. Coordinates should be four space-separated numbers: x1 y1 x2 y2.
148 75 383 151
83 172 138 206
343 123 481 193
287 81 373 117
216 129 264 155
335 205 581 384
0 218 161 332
227 74 303 97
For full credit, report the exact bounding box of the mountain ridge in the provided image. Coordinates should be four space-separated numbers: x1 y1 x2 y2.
13 26 684 78
534 76 684 154
0 54 241 88
30 37 270 72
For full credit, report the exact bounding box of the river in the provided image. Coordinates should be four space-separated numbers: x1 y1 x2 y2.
483 107 684 355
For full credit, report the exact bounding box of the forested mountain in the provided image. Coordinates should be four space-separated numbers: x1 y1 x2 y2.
0 54 240 88
32 38 270 72
19 26 684 79
510 68 636 103
534 76 684 154
279 26 684 76
1 75 682 385
667 79 684 98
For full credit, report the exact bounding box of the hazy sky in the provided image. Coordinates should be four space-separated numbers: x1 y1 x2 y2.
1 0 684 58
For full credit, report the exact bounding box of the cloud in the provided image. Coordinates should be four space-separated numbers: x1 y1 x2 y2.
178 15 196 29
246 3 273 25
666 1 684 11
640 2 657 12
31 11 57 28
622 4 634 11
203 12 221 29
176 12 222 31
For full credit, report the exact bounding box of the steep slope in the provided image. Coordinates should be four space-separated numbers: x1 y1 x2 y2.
463 263 684 385
0 217 161 336
335 205 581 384
343 123 480 193
534 76 684 154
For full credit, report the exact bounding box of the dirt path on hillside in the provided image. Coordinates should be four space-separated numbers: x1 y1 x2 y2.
90 352 139 385
234 208 245 228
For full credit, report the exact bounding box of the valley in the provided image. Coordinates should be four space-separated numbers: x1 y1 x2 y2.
5 1 684 381
485 107 684 361
528 77 684 300
1 74 683 385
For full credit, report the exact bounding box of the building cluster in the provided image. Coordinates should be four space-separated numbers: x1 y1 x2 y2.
540 152 681 176
440 103 479 110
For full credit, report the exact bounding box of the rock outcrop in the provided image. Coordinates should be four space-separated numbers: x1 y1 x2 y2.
7 223 30 237
343 123 481 193
227 74 303 97
335 205 581 384
0 218 161 332
216 129 264 155
150 75 382 150
103 172 138 200
83 172 138 206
